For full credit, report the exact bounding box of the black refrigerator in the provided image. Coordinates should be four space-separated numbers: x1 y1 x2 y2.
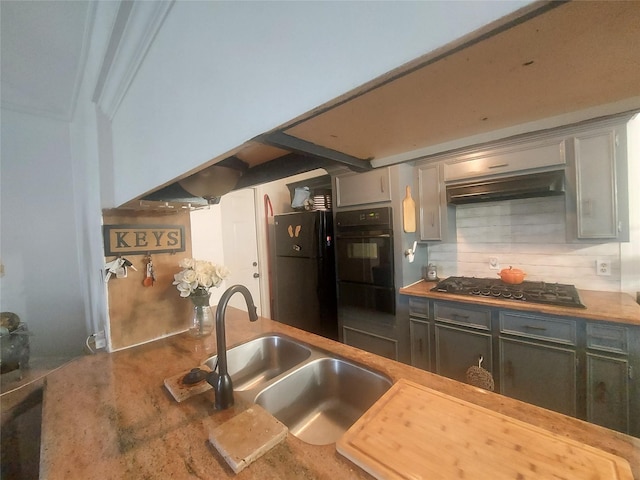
274 210 338 340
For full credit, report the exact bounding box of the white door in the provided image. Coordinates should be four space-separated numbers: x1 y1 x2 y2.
220 188 262 314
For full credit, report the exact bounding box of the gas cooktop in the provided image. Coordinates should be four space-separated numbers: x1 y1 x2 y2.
431 276 586 309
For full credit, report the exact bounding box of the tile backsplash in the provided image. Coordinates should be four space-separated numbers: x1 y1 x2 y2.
428 196 621 291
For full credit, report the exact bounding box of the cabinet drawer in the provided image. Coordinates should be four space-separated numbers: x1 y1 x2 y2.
434 302 491 330
500 312 576 345
408 297 429 319
587 323 628 354
444 138 566 181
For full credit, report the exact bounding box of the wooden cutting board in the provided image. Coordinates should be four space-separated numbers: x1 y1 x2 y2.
337 379 633 480
402 186 416 233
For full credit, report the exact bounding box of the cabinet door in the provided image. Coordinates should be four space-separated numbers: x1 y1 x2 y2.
418 165 442 241
500 337 577 416
435 324 493 384
410 318 430 371
574 129 620 239
586 353 629 434
335 168 391 207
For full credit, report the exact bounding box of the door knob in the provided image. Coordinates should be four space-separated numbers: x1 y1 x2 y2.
253 273 260 278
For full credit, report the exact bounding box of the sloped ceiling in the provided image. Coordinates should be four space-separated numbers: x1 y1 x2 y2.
0 0 94 121
269 0 640 167
2 0 638 194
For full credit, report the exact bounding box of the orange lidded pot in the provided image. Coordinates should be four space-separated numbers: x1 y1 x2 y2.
498 266 527 284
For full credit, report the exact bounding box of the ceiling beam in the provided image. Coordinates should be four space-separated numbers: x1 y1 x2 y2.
256 131 371 172
234 152 338 190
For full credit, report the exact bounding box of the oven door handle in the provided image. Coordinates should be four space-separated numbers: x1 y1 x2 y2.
336 233 391 239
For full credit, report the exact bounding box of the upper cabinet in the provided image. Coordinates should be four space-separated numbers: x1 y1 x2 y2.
443 137 566 182
569 123 629 241
411 113 634 244
417 163 455 242
335 167 392 207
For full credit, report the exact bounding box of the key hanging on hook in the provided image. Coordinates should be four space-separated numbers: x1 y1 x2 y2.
143 254 155 287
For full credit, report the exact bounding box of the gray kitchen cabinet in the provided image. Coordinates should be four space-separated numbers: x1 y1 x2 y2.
417 164 454 241
410 319 430 371
585 322 634 434
499 311 578 417
401 293 640 437
442 136 566 181
586 353 629 433
571 124 629 241
409 298 430 370
433 301 493 384
436 324 493 384
500 337 577 417
335 167 391 207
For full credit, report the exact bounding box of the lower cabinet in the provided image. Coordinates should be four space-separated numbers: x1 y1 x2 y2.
409 318 430 371
403 295 640 437
435 324 492 384
498 310 578 417
500 337 577 417
585 322 634 433
586 353 629 433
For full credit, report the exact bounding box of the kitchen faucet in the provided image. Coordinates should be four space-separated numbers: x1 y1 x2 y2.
207 284 259 410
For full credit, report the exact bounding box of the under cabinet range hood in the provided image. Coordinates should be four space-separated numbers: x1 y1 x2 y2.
446 170 565 205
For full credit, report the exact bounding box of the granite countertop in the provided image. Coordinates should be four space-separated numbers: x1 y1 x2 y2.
400 280 640 326
39 308 640 479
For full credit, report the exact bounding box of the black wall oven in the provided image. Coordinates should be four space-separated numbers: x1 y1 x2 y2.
335 207 395 314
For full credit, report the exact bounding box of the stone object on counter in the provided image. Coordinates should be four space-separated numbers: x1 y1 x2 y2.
209 405 288 474
1 313 30 375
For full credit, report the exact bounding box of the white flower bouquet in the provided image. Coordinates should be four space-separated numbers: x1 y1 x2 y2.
173 258 229 297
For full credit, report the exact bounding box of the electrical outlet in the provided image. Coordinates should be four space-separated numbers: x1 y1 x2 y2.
95 331 107 349
596 259 611 276
489 257 500 270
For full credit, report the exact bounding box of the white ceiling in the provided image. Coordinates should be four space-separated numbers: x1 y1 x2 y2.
0 0 94 120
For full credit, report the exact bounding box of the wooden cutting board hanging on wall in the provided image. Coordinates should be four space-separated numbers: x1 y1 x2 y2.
337 379 633 480
402 186 416 233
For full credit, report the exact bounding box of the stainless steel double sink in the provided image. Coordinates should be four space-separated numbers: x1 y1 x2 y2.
203 334 392 445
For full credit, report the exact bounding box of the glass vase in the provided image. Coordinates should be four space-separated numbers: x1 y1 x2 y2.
188 292 214 338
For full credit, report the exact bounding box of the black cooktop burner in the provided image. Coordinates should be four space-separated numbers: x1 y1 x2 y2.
431 276 586 308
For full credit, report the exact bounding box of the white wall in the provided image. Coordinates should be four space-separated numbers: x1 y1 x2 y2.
0 109 88 357
108 1 531 206
190 204 226 306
